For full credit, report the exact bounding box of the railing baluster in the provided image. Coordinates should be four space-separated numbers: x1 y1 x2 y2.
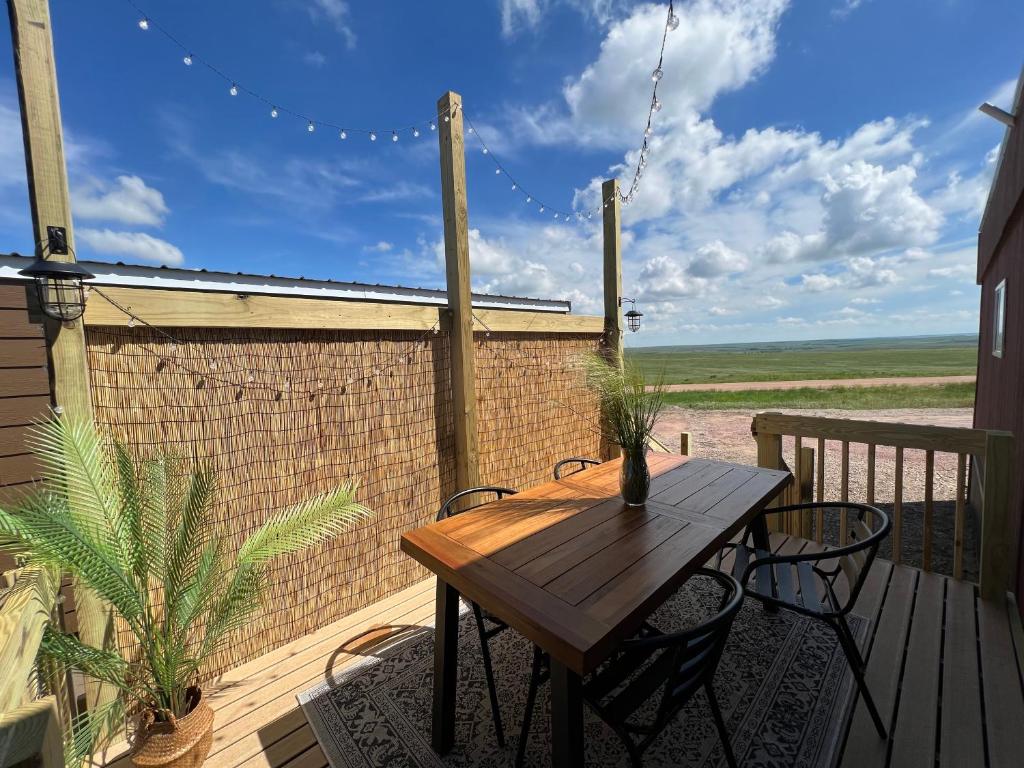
866 443 876 529
840 441 850 544
793 436 802 534
923 450 934 572
894 446 904 564
816 437 825 543
954 453 966 580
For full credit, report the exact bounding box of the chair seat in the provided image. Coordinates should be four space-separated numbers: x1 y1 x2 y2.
731 543 825 614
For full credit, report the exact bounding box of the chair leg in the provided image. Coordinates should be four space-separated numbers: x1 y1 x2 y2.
472 603 505 748
515 646 544 768
705 683 738 768
832 616 887 740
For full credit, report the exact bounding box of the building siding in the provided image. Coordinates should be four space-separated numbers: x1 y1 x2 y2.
975 101 1024 614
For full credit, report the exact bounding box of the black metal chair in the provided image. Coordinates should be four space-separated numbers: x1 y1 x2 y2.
553 457 601 480
720 501 892 739
436 486 518 747
516 568 743 767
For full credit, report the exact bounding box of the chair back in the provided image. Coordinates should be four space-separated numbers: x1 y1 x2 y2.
553 457 601 480
437 486 518 521
622 568 742 728
833 503 890 613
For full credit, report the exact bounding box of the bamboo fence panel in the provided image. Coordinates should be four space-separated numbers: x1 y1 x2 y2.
84 325 602 678
474 332 603 492
85 326 456 679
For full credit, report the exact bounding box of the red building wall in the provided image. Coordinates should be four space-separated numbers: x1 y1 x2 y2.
974 80 1024 614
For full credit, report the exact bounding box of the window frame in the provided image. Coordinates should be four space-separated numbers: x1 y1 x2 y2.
993 278 1006 359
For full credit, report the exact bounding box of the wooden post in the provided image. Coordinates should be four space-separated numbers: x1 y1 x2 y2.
980 431 1014 601
679 432 692 456
753 415 785 533
601 179 623 363
437 91 481 494
8 0 113 723
600 179 623 461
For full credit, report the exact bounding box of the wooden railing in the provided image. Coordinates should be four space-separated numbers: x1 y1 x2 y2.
751 412 1014 601
0 566 68 768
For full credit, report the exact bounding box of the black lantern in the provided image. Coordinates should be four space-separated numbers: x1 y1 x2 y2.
619 297 643 333
19 256 94 322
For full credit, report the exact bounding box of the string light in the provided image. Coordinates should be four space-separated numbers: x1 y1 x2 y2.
121 0 678 223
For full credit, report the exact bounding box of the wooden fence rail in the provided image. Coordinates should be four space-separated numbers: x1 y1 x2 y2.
751 412 1014 600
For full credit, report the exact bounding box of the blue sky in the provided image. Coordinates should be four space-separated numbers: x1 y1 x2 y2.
0 0 1021 346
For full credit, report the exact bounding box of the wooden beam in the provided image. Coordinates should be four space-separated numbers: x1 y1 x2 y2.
751 411 989 455
82 285 603 334
679 432 692 456
8 0 113 725
0 566 60 712
437 91 480 493
0 696 65 768
980 430 1014 600
601 178 623 362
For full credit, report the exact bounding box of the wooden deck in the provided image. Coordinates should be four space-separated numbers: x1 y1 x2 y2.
105 533 1024 768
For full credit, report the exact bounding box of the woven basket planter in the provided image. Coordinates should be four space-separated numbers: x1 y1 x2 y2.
131 688 215 768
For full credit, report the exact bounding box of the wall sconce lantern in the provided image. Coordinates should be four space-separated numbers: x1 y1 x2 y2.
18 227 94 322
619 297 643 333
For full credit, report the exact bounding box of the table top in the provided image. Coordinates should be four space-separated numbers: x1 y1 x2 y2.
401 454 791 674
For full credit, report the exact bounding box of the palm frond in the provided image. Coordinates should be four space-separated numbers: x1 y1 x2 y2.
165 463 217 614
237 484 371 565
63 695 126 768
39 625 131 693
112 441 148 591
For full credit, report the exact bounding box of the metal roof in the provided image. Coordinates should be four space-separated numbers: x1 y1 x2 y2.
0 254 572 313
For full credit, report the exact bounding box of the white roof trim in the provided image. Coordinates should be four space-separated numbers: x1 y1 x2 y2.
0 255 572 313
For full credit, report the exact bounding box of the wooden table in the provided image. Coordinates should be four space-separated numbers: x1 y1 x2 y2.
400 454 791 766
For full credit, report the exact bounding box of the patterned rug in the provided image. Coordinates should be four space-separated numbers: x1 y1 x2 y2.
299 581 866 767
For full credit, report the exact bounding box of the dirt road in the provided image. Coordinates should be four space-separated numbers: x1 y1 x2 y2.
657 375 975 393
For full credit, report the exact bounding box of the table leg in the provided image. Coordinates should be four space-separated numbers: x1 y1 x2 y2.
749 513 779 610
549 659 584 767
432 578 459 755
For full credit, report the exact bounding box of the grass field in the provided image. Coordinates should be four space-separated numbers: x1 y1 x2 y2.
628 334 978 385
662 382 975 410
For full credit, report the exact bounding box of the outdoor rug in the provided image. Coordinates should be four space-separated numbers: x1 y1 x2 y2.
298 580 866 767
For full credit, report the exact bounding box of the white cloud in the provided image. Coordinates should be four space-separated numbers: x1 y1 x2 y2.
77 228 184 266
686 240 748 276
307 0 356 48
302 51 327 68
72 175 169 227
364 240 393 253
637 254 709 300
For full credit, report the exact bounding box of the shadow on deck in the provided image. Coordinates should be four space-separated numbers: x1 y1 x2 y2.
103 533 1024 768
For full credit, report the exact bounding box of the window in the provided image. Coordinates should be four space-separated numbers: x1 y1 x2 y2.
993 279 1006 358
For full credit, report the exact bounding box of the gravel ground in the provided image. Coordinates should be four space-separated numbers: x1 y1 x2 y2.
654 407 978 580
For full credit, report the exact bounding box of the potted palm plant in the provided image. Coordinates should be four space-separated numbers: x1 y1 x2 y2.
582 352 666 505
0 417 372 768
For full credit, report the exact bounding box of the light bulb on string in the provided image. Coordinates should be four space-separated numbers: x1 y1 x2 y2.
467 126 474 134
370 132 377 141
270 106 278 118
392 131 398 142
430 121 436 131
127 316 136 328
653 98 662 112
339 130 347 139
413 128 420 137
444 114 449 123
645 126 653 137
138 18 149 30
183 54 193 66
495 168 501 175
539 205 545 213
511 183 517 190
652 67 663 82
229 84 238 96
307 121 315 133
668 9 680 30
526 196 532 203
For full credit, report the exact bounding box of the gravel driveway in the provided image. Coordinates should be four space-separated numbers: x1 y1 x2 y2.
654 407 978 580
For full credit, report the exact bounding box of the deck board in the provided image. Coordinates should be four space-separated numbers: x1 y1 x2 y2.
99 535 1022 768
